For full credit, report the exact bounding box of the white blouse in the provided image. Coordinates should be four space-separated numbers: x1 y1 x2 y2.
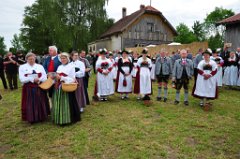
70 60 86 78
198 60 218 74
96 58 113 71
19 63 47 84
56 63 75 84
137 57 152 68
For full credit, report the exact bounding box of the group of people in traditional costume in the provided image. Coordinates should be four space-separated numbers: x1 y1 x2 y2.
19 44 240 125
20 46 89 125
93 47 224 109
93 48 153 102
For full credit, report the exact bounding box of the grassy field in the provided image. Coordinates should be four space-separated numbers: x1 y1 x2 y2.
0 74 240 159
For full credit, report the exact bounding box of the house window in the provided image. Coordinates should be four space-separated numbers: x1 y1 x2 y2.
134 31 140 39
129 31 131 39
147 23 154 32
136 32 140 39
164 34 167 41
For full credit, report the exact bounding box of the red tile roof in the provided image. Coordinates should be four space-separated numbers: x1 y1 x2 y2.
217 13 240 25
100 6 177 39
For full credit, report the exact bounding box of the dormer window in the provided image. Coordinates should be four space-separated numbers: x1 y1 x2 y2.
147 23 154 32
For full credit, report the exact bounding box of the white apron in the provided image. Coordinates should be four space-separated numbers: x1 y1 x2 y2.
131 62 138 78
194 60 217 98
150 63 156 80
140 67 152 95
223 66 238 86
237 69 240 86
117 67 132 93
96 58 114 96
216 66 223 86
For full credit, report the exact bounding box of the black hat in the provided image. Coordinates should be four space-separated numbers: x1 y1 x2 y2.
99 48 107 54
117 50 122 54
142 48 148 54
121 49 129 54
109 52 113 56
212 49 217 54
203 48 212 55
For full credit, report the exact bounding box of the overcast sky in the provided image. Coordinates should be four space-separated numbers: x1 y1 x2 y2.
0 0 240 49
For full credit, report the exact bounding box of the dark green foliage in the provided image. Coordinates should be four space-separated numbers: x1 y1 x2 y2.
0 36 7 55
20 0 114 54
174 23 197 44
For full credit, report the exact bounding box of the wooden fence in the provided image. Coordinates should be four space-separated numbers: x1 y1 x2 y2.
126 42 208 56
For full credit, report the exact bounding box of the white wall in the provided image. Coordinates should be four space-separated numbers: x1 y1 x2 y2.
111 35 122 50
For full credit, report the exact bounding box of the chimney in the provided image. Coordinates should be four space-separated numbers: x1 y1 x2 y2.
140 4 145 10
122 7 127 18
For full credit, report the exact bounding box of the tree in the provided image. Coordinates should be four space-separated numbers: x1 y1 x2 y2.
208 33 224 50
174 23 197 44
203 7 234 49
204 7 234 36
0 36 7 55
10 34 23 53
192 21 206 42
20 0 113 54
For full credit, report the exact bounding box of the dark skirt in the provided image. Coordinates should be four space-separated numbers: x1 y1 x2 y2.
83 76 90 105
21 83 50 123
75 78 87 109
52 87 80 125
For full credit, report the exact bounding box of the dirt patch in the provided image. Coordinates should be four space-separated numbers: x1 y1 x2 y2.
186 137 198 146
166 146 178 159
0 144 11 158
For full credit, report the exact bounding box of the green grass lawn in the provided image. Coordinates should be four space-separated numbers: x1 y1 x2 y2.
0 74 240 159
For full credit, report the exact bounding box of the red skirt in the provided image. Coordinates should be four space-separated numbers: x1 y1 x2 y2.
21 83 50 123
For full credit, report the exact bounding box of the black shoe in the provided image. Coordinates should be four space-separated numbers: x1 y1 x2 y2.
92 95 99 101
163 98 167 102
156 97 162 101
184 101 189 106
143 95 150 100
174 100 179 105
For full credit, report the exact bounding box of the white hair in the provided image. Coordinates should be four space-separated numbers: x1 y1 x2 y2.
25 52 36 60
49 45 58 53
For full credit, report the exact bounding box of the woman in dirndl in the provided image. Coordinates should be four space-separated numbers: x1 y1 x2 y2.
52 52 80 125
193 49 218 109
70 51 86 113
19 52 50 123
222 51 239 86
134 48 152 101
210 49 224 86
131 51 139 78
108 52 116 80
115 50 133 99
94 48 114 101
